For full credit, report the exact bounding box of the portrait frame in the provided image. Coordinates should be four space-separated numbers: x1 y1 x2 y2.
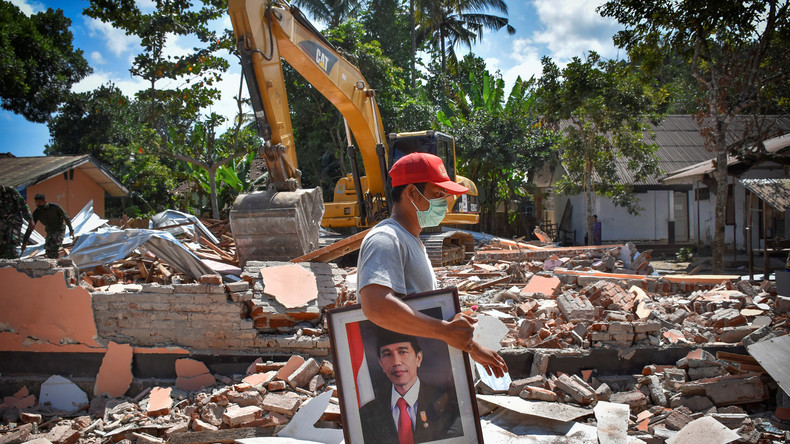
327 287 483 444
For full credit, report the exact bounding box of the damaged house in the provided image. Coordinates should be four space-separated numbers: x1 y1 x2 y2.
544 115 790 249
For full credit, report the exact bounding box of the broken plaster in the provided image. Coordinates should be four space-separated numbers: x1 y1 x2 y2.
0 267 100 352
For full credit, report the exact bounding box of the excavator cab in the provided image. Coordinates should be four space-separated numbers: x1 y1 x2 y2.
387 131 479 225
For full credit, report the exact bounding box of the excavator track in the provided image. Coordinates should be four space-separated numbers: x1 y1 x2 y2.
420 231 475 267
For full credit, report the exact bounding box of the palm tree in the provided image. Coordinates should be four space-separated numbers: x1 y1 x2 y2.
415 0 515 75
289 0 362 28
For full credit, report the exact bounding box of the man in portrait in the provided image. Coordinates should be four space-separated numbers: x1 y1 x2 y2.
359 327 461 443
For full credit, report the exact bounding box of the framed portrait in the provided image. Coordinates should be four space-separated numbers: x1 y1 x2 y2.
327 287 483 444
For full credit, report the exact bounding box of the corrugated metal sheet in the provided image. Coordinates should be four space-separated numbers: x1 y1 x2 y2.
740 178 790 212
662 133 790 184
555 115 790 187
0 155 128 196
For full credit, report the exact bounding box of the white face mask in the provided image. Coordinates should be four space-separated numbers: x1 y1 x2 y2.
410 187 448 228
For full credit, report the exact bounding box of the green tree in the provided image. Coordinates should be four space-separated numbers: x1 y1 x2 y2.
599 0 790 273
416 0 515 75
84 0 248 219
438 57 554 234
537 52 663 243
290 0 362 28
0 1 90 122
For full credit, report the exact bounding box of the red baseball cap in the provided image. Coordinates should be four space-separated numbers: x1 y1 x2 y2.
388 152 468 195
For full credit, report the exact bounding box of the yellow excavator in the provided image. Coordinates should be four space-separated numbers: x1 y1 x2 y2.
228 0 479 264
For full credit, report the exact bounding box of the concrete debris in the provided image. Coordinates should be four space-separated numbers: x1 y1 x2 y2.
3 232 790 442
38 375 89 412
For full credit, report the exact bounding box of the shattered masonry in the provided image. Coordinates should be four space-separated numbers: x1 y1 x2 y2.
1 235 790 442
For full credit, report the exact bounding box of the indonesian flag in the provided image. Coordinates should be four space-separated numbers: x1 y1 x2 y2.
347 322 375 408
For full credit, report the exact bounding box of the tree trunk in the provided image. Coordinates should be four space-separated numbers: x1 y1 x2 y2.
712 149 728 273
209 167 220 220
410 0 416 87
584 157 594 245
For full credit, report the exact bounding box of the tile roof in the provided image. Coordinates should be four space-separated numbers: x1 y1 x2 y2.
0 155 128 196
557 115 790 187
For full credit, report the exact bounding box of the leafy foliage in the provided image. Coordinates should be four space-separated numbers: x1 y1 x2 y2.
45 84 178 215
599 0 790 271
415 0 515 74
538 52 663 238
438 55 555 233
0 1 90 122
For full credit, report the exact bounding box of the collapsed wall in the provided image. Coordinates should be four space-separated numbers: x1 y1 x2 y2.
0 258 342 388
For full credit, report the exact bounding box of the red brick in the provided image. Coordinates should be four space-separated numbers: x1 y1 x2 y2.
198 274 222 285
45 425 79 444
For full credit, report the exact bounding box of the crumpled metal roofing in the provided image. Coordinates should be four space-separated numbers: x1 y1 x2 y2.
69 229 215 279
740 178 790 212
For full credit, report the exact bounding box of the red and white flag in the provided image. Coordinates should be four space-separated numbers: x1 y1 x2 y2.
346 322 375 408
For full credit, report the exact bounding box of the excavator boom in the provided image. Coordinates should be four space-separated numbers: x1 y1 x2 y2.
228 0 479 264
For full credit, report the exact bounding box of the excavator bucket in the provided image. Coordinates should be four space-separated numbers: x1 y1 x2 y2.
230 188 324 266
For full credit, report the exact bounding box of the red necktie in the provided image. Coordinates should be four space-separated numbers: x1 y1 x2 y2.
396 397 414 444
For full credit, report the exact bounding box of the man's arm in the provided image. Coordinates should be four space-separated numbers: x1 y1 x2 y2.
360 284 508 377
59 206 74 237
20 219 34 253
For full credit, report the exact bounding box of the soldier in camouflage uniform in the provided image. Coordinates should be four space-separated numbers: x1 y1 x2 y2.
22 194 74 259
0 186 33 259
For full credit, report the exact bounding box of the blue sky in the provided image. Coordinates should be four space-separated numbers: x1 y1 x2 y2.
2 0 622 158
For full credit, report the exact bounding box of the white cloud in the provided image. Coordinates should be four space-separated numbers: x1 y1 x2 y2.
71 70 148 98
8 0 43 16
135 0 156 12
531 0 622 63
86 17 140 57
90 51 106 65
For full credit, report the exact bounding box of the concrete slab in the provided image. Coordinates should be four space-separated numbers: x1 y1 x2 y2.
481 409 598 443
147 387 173 416
236 439 323 444
277 390 343 444
746 334 790 396
594 401 629 444
477 394 592 423
39 375 88 411
260 264 318 308
521 275 561 296
665 416 740 444
94 341 133 398
474 315 510 351
175 358 215 391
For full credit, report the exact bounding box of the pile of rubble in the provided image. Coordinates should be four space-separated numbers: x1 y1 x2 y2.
0 356 342 444
475 341 790 443
430 241 790 352
4 226 790 442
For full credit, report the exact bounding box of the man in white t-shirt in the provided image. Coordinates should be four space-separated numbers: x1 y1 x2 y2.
357 152 507 377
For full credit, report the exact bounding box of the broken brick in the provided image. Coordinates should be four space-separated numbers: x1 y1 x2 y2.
222 405 263 427
261 392 302 416
286 358 320 389
609 390 648 409
45 425 79 444
276 355 306 380
555 374 595 405
557 292 595 321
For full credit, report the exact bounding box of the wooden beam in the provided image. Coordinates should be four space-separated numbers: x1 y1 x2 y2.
291 228 371 263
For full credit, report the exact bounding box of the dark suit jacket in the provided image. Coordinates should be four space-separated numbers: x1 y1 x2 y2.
359 381 462 443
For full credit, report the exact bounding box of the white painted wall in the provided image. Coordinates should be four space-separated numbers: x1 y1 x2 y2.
548 164 788 249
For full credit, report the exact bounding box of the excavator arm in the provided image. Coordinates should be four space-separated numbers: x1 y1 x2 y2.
228 0 479 266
